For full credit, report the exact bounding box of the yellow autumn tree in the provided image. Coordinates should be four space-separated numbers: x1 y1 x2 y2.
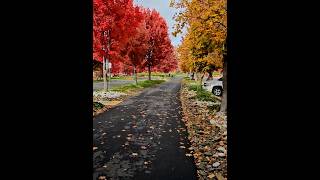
171 0 227 112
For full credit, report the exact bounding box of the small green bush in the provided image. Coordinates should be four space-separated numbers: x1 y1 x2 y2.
196 90 216 102
186 82 217 102
188 84 199 91
93 102 104 109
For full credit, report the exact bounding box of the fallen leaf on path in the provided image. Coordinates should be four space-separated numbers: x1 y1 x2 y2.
217 147 226 152
216 173 226 180
98 176 106 180
179 81 227 178
208 174 215 179
212 162 220 167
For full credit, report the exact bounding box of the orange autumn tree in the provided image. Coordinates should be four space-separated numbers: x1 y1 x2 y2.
171 0 227 112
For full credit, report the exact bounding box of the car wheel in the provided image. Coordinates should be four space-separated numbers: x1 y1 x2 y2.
212 86 223 96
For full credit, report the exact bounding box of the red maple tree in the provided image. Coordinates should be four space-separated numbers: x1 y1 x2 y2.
143 9 177 79
93 0 139 68
120 6 149 83
93 1 177 79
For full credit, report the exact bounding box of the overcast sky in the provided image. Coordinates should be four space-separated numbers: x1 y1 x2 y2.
133 0 183 47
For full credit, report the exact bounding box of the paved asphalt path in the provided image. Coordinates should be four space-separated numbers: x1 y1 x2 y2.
93 77 197 180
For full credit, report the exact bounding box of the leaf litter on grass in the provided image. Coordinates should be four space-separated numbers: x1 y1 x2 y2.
180 80 227 179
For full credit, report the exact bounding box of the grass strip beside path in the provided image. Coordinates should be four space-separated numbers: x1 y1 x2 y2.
93 80 166 116
112 80 165 92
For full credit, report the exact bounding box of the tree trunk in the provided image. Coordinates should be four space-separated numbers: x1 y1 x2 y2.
107 63 110 90
207 70 213 80
199 72 205 90
220 60 227 112
148 64 151 80
133 65 138 85
103 56 107 91
191 72 195 80
106 59 109 91
195 72 202 91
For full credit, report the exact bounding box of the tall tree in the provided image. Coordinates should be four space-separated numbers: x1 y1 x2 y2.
93 1 178 86
153 44 177 73
144 9 176 80
93 0 141 90
121 6 149 84
171 0 227 112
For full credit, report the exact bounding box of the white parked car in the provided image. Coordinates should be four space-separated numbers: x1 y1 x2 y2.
203 77 223 96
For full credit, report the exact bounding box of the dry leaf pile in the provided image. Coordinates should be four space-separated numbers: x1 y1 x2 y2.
93 91 127 101
180 81 227 180
93 91 135 117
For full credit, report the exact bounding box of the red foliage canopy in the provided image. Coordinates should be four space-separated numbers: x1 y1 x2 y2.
93 1 177 74
142 9 177 72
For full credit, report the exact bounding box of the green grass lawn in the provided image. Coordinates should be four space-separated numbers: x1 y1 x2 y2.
94 72 178 82
94 76 132 82
184 77 220 102
137 72 177 78
111 76 133 80
112 80 165 93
